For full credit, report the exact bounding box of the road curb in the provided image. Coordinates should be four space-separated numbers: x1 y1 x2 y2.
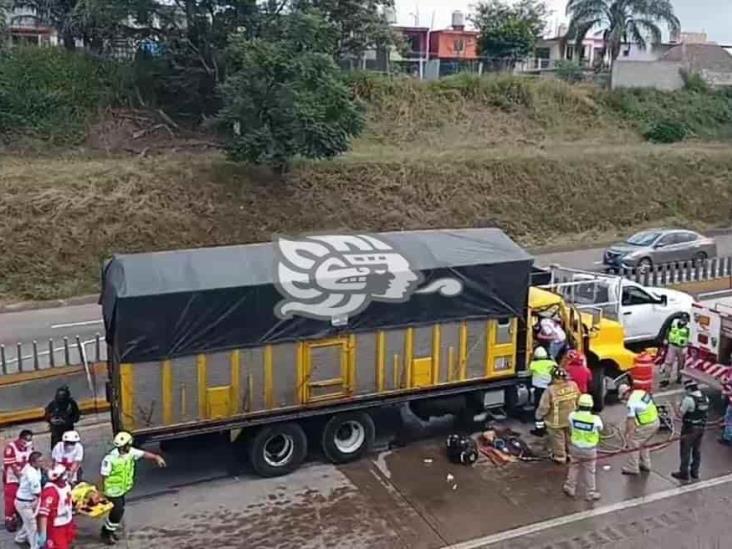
0 294 98 314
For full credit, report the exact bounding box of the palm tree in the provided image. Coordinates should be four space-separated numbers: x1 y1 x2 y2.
565 0 680 66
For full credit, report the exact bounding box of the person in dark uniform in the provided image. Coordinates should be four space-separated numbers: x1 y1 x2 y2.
44 386 81 450
672 378 710 481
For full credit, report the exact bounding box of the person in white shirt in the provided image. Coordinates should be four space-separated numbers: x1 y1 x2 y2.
537 316 567 360
14 451 43 549
51 431 84 485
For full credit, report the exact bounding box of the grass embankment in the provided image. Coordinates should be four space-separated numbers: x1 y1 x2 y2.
2 146 731 301
2 53 732 302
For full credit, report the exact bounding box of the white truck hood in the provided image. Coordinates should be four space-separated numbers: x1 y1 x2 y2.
647 287 695 311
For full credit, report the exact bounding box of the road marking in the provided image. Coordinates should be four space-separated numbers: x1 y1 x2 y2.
441 472 732 549
50 319 103 329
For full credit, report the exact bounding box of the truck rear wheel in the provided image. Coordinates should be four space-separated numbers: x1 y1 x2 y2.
248 422 308 477
321 411 375 464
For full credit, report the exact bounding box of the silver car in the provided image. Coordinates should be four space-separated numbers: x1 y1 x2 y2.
603 229 717 272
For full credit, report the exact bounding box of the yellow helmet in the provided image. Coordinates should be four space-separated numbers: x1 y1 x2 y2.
113 431 133 448
578 394 594 408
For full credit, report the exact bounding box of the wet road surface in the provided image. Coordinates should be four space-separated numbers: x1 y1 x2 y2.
2 393 731 548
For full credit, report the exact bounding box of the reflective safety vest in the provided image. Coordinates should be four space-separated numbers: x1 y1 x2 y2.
629 390 659 426
103 451 137 498
570 410 601 448
683 393 710 427
529 359 555 389
668 322 690 347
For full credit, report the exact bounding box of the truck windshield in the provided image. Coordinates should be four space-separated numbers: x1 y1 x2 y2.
626 231 661 246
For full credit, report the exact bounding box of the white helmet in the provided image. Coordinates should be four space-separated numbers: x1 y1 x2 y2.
533 346 548 360
618 383 632 399
62 431 80 444
47 464 67 481
113 431 133 448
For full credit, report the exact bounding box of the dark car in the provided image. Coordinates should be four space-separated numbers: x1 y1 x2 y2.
603 229 717 272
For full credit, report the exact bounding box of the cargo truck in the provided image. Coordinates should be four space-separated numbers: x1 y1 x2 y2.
101 229 635 477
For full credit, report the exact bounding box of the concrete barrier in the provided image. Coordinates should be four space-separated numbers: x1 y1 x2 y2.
0 362 109 426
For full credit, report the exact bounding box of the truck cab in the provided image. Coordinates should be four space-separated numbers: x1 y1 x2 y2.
528 286 635 410
543 267 695 344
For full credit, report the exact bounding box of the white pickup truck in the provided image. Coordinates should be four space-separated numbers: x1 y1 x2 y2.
543 267 695 343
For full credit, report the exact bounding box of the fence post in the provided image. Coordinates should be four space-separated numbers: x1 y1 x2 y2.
16 343 23 372
32 340 39 370
95 333 101 363
0 345 6 375
49 339 55 368
76 336 84 365
63 337 70 366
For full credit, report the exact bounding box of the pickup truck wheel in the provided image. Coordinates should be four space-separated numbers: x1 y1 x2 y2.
248 422 307 477
321 411 375 464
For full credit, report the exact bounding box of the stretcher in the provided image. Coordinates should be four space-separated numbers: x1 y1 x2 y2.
71 482 114 518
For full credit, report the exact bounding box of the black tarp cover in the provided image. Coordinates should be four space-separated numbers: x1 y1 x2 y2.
102 229 534 363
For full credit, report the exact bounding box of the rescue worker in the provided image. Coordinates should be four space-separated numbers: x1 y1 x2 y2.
52 430 84 485
14 451 43 549
44 386 81 450
563 394 603 501
660 313 690 386
672 379 710 481
618 384 660 475
536 366 580 464
563 349 592 395
100 431 167 545
37 464 76 549
720 376 732 446
3 429 33 532
529 346 556 436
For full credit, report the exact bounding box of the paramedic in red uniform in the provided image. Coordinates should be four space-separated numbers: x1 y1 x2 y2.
37 464 76 549
51 430 84 485
3 429 34 532
564 350 592 394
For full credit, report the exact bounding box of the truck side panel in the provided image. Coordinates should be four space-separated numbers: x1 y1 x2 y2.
116 318 520 434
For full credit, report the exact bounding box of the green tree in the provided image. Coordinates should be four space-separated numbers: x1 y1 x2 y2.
292 0 396 67
566 0 680 64
219 10 364 171
0 0 9 45
472 0 548 67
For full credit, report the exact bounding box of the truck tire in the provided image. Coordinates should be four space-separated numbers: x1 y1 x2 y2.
590 366 606 412
321 411 375 464
248 422 308 477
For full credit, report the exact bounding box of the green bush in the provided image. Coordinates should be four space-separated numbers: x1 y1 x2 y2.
0 47 129 143
644 119 688 143
604 87 732 139
554 60 584 84
680 70 709 94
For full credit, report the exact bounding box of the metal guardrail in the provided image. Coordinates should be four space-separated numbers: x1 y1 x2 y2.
615 256 732 287
0 333 106 376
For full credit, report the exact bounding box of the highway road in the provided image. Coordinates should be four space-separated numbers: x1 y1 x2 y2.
2 231 732 371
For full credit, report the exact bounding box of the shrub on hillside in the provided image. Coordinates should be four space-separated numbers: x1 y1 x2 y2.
554 60 584 84
604 87 732 139
644 119 687 143
0 47 129 143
